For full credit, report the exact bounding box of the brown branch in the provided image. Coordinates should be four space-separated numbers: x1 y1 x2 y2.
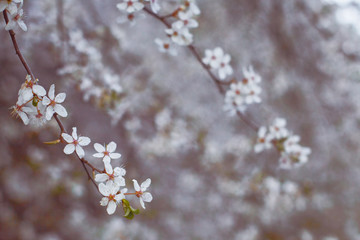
3 11 35 81
142 7 260 131
3 10 99 191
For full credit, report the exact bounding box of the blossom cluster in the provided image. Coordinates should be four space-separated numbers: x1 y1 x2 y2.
154 0 200 55
12 74 152 217
254 118 311 169
223 66 262 115
1 0 27 31
202 47 234 80
61 128 153 215
117 0 160 22
12 75 68 126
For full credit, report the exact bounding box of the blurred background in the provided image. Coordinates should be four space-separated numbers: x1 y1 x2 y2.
1 0 360 239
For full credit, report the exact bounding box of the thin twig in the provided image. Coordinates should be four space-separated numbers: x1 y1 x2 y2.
3 10 99 191
3 11 35 81
142 7 260 131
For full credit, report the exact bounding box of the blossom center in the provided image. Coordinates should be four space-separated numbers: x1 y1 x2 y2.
104 150 109 156
235 90 241 95
163 43 170 49
108 194 116 201
73 140 79 145
259 138 265 143
127 1 133 6
135 191 143 198
242 78 248 84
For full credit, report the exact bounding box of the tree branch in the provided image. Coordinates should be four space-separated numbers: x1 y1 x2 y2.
3 10 99 191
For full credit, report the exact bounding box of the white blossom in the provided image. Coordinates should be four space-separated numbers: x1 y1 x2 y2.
254 126 273 153
269 118 289 139
95 162 126 187
99 181 126 215
93 141 122 163
0 0 22 15
42 84 68 120
173 11 199 29
180 0 200 15
61 127 91 158
5 8 27 32
116 0 144 13
11 100 33 125
154 38 177 56
217 53 233 80
202 47 224 69
165 24 193 46
243 66 261 85
18 75 46 102
133 178 153 209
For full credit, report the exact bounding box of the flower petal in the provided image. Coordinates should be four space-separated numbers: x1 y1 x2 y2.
75 145 85 158
33 85 46 97
42 96 51 106
61 133 73 143
48 84 55 100
71 127 78 140
54 104 68 118
107 141 117 152
99 183 110 196
94 143 105 153
93 152 104 158
106 200 117 215
141 178 151 191
45 106 55 120
109 152 121 159
142 192 153 203
64 144 75 155
95 173 109 183
55 93 66 103
139 198 145 209
132 179 140 191
78 137 91 146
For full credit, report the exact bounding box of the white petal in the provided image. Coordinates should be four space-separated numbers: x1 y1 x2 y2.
115 193 125 202
61 133 73 143
141 178 151 191
22 88 33 102
103 155 111 163
139 198 145 209
104 162 113 174
42 96 51 106
114 167 126 176
63 144 75 155
33 85 46 97
75 145 85 158
107 201 117 215
142 192 153 203
132 179 140 191
18 21 27 32
99 183 110 196
71 127 78 140
78 136 91 146
18 112 29 125
94 143 105 153
93 152 104 158
55 93 66 103
48 84 55 100
107 141 117 152
95 173 109 182
114 177 125 187
45 106 55 120
100 197 109 206
54 104 68 118
109 152 121 159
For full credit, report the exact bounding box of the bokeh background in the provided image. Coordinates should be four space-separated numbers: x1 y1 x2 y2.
1 0 360 239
